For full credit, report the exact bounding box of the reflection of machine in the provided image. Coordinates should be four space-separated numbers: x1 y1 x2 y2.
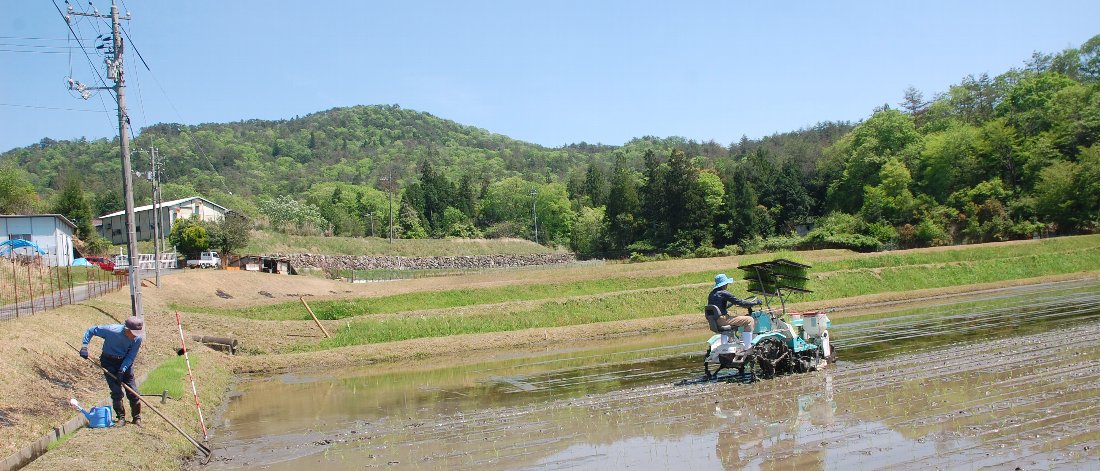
702 259 836 380
715 374 837 469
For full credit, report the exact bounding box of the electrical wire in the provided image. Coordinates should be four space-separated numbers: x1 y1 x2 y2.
0 49 69 54
0 43 84 49
50 0 112 99
0 36 92 41
0 103 106 113
51 0 125 139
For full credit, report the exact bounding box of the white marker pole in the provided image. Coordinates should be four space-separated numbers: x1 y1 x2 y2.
176 311 209 440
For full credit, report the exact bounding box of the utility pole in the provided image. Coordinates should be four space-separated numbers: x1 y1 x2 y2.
530 189 539 245
380 177 394 243
68 1 142 319
150 147 161 287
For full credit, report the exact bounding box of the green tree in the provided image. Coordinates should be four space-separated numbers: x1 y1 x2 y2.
1033 159 1079 231
918 124 979 202
604 155 640 252
398 201 428 239
639 149 668 247
824 109 921 213
208 212 251 256
1080 34 1100 80
0 163 38 214
51 175 95 240
1077 145 1100 228
570 206 605 255
439 206 480 238
168 218 210 258
582 163 608 207
721 167 761 244
998 72 1077 136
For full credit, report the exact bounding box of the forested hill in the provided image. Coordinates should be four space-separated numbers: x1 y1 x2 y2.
2 34 1098 257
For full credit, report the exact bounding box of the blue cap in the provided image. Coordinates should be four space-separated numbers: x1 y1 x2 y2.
714 273 734 289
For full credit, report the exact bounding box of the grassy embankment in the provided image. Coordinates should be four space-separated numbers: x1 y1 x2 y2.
183 235 1100 351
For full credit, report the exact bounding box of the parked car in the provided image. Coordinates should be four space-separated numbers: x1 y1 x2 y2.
84 256 114 272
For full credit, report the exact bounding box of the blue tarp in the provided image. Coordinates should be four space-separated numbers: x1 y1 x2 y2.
72 257 92 266
0 239 47 256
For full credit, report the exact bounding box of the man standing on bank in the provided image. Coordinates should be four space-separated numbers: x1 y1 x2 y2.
79 316 144 426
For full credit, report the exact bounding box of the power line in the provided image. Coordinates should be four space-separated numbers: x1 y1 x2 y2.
0 49 69 54
0 43 85 49
51 0 113 99
0 102 106 113
0 36 97 41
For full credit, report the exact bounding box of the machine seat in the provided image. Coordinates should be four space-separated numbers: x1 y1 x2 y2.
704 305 734 334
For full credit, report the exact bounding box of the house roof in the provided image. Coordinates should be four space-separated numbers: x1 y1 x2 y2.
98 196 229 219
0 214 78 230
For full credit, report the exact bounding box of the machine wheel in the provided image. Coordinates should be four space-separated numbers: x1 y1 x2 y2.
755 337 791 378
703 347 716 379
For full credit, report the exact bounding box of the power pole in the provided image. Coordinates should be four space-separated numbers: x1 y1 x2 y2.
380 177 394 243
68 1 143 319
530 189 539 244
151 146 161 287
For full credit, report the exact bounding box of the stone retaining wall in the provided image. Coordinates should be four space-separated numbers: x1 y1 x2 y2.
270 253 576 271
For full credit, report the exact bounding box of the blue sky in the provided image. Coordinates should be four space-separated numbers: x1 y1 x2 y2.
2 1 1098 153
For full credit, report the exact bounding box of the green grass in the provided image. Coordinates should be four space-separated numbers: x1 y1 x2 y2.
46 430 76 452
191 237 1100 323
181 251 795 320
242 231 554 256
174 235 1100 351
138 355 194 399
286 238 1100 351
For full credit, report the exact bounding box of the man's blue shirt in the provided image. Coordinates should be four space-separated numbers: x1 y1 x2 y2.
708 287 756 316
83 324 143 374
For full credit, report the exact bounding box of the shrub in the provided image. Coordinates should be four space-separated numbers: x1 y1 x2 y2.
760 235 802 252
800 232 883 252
864 221 898 243
914 217 950 247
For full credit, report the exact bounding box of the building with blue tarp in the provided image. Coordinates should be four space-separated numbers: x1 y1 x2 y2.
0 214 76 266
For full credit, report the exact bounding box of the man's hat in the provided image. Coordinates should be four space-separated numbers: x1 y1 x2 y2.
713 273 734 289
124 316 144 336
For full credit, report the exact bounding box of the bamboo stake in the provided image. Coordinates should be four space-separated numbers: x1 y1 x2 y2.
12 254 20 318
26 259 34 316
66 342 212 456
66 264 73 304
300 297 331 338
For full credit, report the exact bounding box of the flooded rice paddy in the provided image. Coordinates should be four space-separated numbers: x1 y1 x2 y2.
207 279 1100 470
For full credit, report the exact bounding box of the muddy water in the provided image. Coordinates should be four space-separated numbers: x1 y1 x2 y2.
207 279 1100 470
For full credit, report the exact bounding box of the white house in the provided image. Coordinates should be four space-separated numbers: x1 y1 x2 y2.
0 214 76 266
96 196 229 245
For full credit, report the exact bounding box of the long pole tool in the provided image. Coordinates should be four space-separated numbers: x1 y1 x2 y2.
65 341 212 456
175 311 209 440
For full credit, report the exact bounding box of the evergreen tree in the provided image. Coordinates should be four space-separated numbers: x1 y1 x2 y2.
639 149 667 248
582 163 608 207
604 155 640 252
51 175 94 240
722 167 760 245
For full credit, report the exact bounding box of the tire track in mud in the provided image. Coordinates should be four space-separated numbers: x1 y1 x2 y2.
208 282 1100 470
